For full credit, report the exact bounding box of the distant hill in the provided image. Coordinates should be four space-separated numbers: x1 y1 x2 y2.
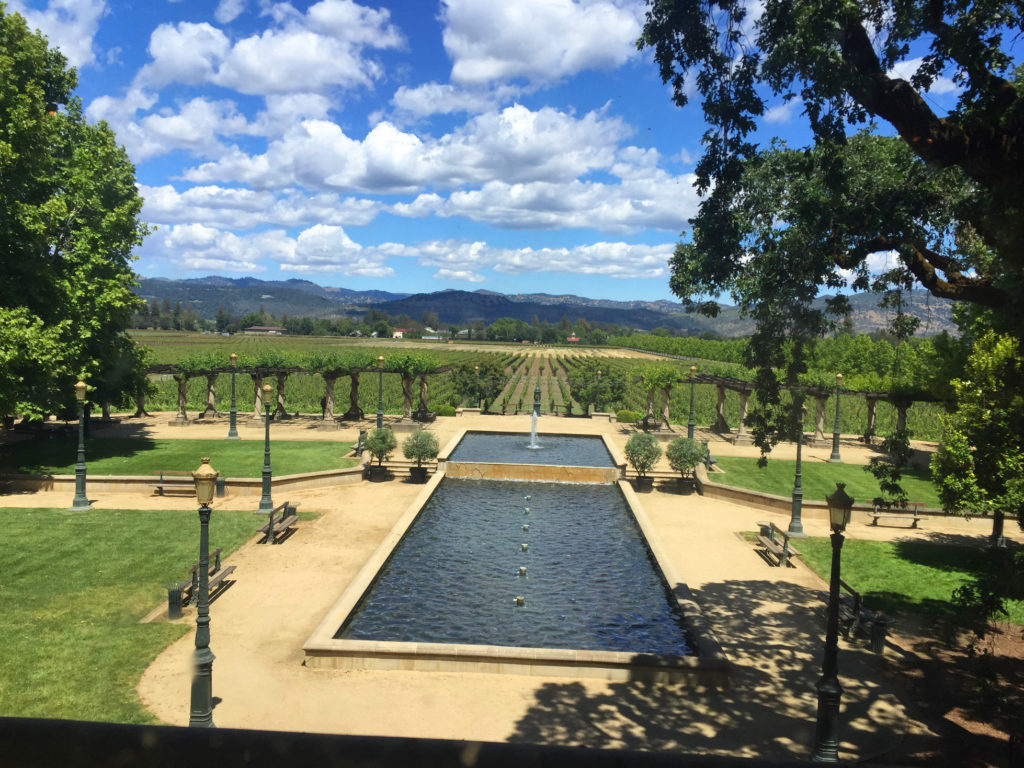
133 276 955 337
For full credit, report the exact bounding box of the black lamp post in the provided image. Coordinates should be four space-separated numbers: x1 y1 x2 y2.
812 482 854 762
789 403 807 536
596 369 602 413
474 364 481 409
69 379 91 511
189 457 219 728
258 383 273 512
226 353 239 440
376 355 384 430
687 365 697 440
828 373 843 463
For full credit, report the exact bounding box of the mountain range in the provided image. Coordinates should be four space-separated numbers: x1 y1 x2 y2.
134 276 956 337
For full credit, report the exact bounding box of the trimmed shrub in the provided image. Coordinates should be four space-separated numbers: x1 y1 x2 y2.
665 437 705 477
365 427 397 466
616 409 641 424
432 404 456 416
402 429 439 467
624 432 662 477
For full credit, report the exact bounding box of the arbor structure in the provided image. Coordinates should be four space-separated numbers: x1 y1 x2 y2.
0 7 147 418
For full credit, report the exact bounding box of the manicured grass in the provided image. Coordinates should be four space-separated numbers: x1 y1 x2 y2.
712 456 940 507
0 507 262 723
798 536 1024 623
0 437 356 477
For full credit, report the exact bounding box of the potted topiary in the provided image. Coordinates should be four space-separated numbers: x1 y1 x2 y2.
402 429 439 483
363 427 397 481
665 436 705 493
624 432 662 491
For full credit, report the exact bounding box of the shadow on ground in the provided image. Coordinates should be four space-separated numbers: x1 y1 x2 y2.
508 579 1010 765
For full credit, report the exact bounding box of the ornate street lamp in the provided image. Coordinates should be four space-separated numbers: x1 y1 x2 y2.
828 373 844 463
258 383 273 511
687 365 698 440
189 457 219 728
474 364 481 409
376 355 385 430
789 403 807 537
812 482 854 763
69 380 91 511
596 369 602 413
226 353 239 440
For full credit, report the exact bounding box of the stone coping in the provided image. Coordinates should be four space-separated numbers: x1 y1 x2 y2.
303 471 730 685
1 466 364 496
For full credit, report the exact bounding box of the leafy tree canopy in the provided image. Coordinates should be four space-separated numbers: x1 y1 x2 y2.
639 0 1024 322
1 6 147 417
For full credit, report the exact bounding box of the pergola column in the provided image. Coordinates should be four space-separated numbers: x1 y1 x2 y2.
343 372 364 420
251 374 265 420
896 401 909 432
274 373 289 419
660 385 672 430
733 391 753 445
712 385 730 433
323 375 337 420
200 373 217 417
170 375 189 425
814 396 827 442
864 397 878 442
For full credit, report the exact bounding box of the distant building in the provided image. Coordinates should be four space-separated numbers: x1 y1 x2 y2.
566 334 580 343
243 325 286 335
392 328 411 339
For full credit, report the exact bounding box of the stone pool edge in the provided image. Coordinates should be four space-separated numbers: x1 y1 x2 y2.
302 468 731 686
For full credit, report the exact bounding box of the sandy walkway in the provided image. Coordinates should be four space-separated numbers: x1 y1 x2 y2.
3 413 1017 761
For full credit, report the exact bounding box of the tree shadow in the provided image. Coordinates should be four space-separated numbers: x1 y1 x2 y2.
507 579 1009 765
0 434 159 473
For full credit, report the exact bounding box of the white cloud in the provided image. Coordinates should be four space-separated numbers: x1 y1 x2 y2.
182 104 630 192
8 0 107 68
390 82 498 119
138 1 402 96
889 57 958 95
441 0 644 85
763 98 801 124
215 0 246 24
139 184 382 230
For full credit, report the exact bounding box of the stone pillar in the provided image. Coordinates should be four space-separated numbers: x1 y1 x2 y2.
170 376 190 424
101 401 112 421
274 373 289 419
402 374 414 418
864 397 877 442
660 386 672 430
343 372 364 420
712 385 730 433
733 391 752 445
201 373 217 417
323 375 337 420
251 374 264 420
132 391 150 418
814 396 827 442
418 376 429 412
896 401 909 432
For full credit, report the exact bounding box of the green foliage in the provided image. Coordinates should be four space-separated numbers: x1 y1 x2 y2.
432 404 456 417
665 437 705 477
616 409 641 424
401 429 439 467
566 359 625 414
624 432 662 477
0 10 147 417
452 359 504 410
364 427 397 466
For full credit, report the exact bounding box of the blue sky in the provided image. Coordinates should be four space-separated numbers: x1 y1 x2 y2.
10 0 958 302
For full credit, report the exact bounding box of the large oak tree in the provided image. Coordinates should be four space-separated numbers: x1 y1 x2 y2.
1 6 147 418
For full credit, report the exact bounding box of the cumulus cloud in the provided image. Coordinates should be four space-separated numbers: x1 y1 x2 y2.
889 57 958 95
441 0 644 85
8 0 107 68
215 0 246 24
763 98 802 124
182 104 630 192
139 184 382 230
137 1 403 95
390 82 498 119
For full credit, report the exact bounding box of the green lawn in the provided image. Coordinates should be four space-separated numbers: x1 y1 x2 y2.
0 437 357 477
798 536 1024 623
0 507 262 723
713 456 940 507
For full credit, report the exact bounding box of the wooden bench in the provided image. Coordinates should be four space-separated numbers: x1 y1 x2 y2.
870 501 925 528
254 501 299 544
755 521 803 567
152 470 195 496
821 578 892 653
351 429 367 457
166 548 236 618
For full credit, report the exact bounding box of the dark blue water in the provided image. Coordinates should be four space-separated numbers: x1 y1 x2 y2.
337 479 692 656
447 432 614 467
